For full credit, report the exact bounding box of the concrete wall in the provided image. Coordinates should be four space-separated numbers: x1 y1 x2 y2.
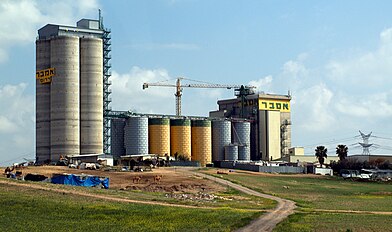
289 147 304 156
170 161 200 167
283 155 339 164
220 161 260 172
268 111 281 161
259 111 266 160
220 161 305 173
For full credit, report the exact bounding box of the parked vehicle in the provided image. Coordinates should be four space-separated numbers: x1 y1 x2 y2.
79 163 97 170
68 164 77 169
340 169 371 180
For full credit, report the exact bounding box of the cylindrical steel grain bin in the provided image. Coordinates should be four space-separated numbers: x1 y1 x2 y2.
80 37 103 154
224 144 238 161
36 39 51 164
50 36 80 161
148 117 170 156
233 121 251 161
212 120 231 161
191 120 212 167
170 119 191 160
110 118 126 159
124 116 149 155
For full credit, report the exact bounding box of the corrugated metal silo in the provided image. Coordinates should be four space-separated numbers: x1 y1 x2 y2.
233 121 251 161
170 119 191 160
191 120 211 167
224 144 238 161
36 39 51 164
212 120 231 161
80 37 103 154
110 118 126 158
50 36 80 161
124 116 149 155
149 118 170 156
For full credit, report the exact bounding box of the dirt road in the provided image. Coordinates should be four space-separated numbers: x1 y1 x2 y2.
191 172 296 232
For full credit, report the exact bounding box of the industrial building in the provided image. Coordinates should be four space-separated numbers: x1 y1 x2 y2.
35 17 294 166
210 93 292 161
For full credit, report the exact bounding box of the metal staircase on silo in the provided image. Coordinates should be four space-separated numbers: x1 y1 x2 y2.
102 25 112 155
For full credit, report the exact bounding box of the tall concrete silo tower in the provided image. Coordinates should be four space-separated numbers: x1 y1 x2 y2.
80 37 103 154
36 17 111 164
50 36 80 161
35 40 51 162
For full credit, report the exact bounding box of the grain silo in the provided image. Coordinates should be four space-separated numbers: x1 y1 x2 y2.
35 40 51 164
170 119 191 160
224 144 238 161
36 18 110 163
232 121 251 161
191 119 212 167
124 116 149 155
50 36 80 161
80 37 103 154
212 120 231 161
110 118 126 159
149 117 170 156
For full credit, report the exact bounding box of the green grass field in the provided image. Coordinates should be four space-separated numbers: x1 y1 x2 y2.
205 170 392 231
8 177 276 211
210 171 392 211
0 181 265 231
274 212 392 232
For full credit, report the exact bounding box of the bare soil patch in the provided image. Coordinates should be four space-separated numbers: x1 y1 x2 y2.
13 166 225 193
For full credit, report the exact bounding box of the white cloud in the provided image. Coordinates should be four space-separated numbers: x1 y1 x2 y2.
0 83 34 165
265 54 314 94
0 0 99 63
0 116 17 133
295 83 335 132
282 58 308 78
335 92 392 118
326 27 392 90
111 67 174 114
248 75 273 93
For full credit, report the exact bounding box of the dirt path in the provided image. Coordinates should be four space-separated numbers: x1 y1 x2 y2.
191 172 296 232
312 209 392 215
0 179 217 210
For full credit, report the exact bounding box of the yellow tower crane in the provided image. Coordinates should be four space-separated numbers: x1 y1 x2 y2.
142 77 256 116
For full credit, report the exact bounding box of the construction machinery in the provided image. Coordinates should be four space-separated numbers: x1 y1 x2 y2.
142 77 256 116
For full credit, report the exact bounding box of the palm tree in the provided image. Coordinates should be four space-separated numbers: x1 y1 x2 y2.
336 144 348 161
315 146 328 167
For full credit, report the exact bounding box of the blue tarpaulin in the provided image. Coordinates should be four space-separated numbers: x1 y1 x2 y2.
51 174 109 189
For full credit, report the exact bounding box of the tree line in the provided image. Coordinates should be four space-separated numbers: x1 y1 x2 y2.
314 145 392 172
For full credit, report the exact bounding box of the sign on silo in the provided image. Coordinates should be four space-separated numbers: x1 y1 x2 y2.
36 67 55 84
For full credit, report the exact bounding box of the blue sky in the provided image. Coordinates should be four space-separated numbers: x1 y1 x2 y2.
2 0 392 165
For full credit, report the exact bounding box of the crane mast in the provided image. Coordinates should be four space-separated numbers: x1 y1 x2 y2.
142 77 256 116
175 78 182 116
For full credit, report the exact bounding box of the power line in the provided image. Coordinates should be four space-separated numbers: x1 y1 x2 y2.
301 135 359 148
